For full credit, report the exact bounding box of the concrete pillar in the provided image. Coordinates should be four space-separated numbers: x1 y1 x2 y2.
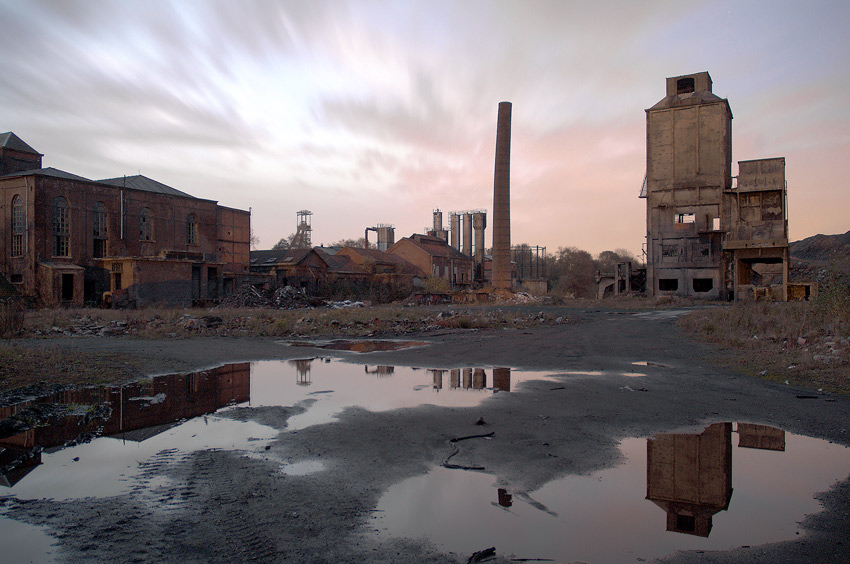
450 213 461 250
473 212 486 279
492 102 512 290
462 213 473 257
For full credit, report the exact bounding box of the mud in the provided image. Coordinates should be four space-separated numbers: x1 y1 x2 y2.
2 306 849 563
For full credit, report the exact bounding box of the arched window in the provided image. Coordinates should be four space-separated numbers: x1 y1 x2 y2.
11 195 24 257
93 202 108 258
139 208 153 241
53 197 70 257
186 213 198 245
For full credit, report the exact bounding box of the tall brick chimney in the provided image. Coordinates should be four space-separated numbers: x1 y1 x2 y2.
492 102 512 290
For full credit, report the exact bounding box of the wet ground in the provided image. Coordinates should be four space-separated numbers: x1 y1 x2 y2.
1 307 849 563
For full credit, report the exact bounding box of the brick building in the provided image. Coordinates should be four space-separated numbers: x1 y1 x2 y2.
0 132 250 307
387 234 475 288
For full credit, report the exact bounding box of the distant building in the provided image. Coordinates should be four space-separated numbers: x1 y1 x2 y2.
387 234 475 289
642 73 789 300
0 132 250 307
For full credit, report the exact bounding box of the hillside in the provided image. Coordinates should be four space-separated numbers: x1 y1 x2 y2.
790 230 850 284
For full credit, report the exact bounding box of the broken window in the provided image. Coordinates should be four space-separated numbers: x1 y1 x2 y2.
11 195 23 257
658 278 678 291
661 245 679 259
53 197 70 257
676 77 695 95
693 278 714 292
675 213 696 224
93 202 108 258
712 217 721 231
140 208 153 241
186 213 198 245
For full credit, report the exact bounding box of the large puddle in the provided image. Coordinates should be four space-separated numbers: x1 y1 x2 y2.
1 360 849 563
374 422 850 563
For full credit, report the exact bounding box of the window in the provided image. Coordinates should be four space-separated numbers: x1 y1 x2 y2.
53 197 70 257
11 195 23 257
140 208 153 241
186 214 198 245
693 278 714 293
93 202 108 258
658 278 679 292
712 217 721 231
675 213 696 224
676 77 695 95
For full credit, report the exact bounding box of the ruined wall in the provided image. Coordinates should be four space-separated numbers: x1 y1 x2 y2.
645 72 732 299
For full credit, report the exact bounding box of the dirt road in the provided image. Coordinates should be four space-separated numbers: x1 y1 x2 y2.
2 306 849 563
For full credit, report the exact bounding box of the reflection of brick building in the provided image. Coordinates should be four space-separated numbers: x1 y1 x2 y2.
0 364 250 469
646 422 733 537
0 132 250 306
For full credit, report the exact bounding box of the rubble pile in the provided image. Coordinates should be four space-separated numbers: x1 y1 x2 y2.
215 284 316 310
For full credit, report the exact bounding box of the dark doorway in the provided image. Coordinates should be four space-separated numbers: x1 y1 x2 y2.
191 266 201 303
61 273 74 302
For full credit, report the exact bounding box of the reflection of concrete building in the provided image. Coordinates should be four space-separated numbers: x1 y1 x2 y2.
737 423 785 451
642 73 789 300
646 422 733 537
290 359 313 385
364 365 394 376
0 133 250 307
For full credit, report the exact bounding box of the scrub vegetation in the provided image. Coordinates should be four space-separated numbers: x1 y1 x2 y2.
679 281 850 394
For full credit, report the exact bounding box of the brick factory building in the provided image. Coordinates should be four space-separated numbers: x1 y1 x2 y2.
0 132 250 307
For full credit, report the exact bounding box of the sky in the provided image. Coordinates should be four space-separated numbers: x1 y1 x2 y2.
1 0 848 258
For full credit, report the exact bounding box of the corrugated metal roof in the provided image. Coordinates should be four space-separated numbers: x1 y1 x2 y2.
1 167 93 182
0 132 41 155
99 174 197 199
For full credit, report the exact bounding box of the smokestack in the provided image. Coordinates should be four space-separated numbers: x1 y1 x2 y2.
492 102 512 289
462 213 473 257
432 209 443 232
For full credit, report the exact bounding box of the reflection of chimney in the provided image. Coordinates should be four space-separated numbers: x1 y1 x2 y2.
492 102 512 290
450 369 460 389
492 367 511 392
473 368 486 389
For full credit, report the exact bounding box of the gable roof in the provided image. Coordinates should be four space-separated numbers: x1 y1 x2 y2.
1 166 93 182
338 247 425 276
390 234 473 261
0 132 41 155
99 174 197 199
250 248 330 268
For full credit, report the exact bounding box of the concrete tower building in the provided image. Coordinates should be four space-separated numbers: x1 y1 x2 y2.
643 72 732 299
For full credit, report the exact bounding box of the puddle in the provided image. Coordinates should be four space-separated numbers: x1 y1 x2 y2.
374 422 850 563
286 339 428 352
0 360 556 498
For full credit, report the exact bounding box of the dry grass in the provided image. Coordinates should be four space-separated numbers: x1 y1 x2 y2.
680 300 850 394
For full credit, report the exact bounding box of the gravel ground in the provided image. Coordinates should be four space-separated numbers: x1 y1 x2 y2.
1 306 849 563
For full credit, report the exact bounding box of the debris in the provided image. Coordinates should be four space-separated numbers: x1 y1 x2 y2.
475 417 488 426
467 547 496 564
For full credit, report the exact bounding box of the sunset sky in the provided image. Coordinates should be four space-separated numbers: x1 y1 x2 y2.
1 0 847 257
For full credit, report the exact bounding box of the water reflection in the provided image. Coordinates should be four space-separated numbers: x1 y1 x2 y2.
1 361 553 487
375 422 850 563
1 363 250 486
646 422 733 537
